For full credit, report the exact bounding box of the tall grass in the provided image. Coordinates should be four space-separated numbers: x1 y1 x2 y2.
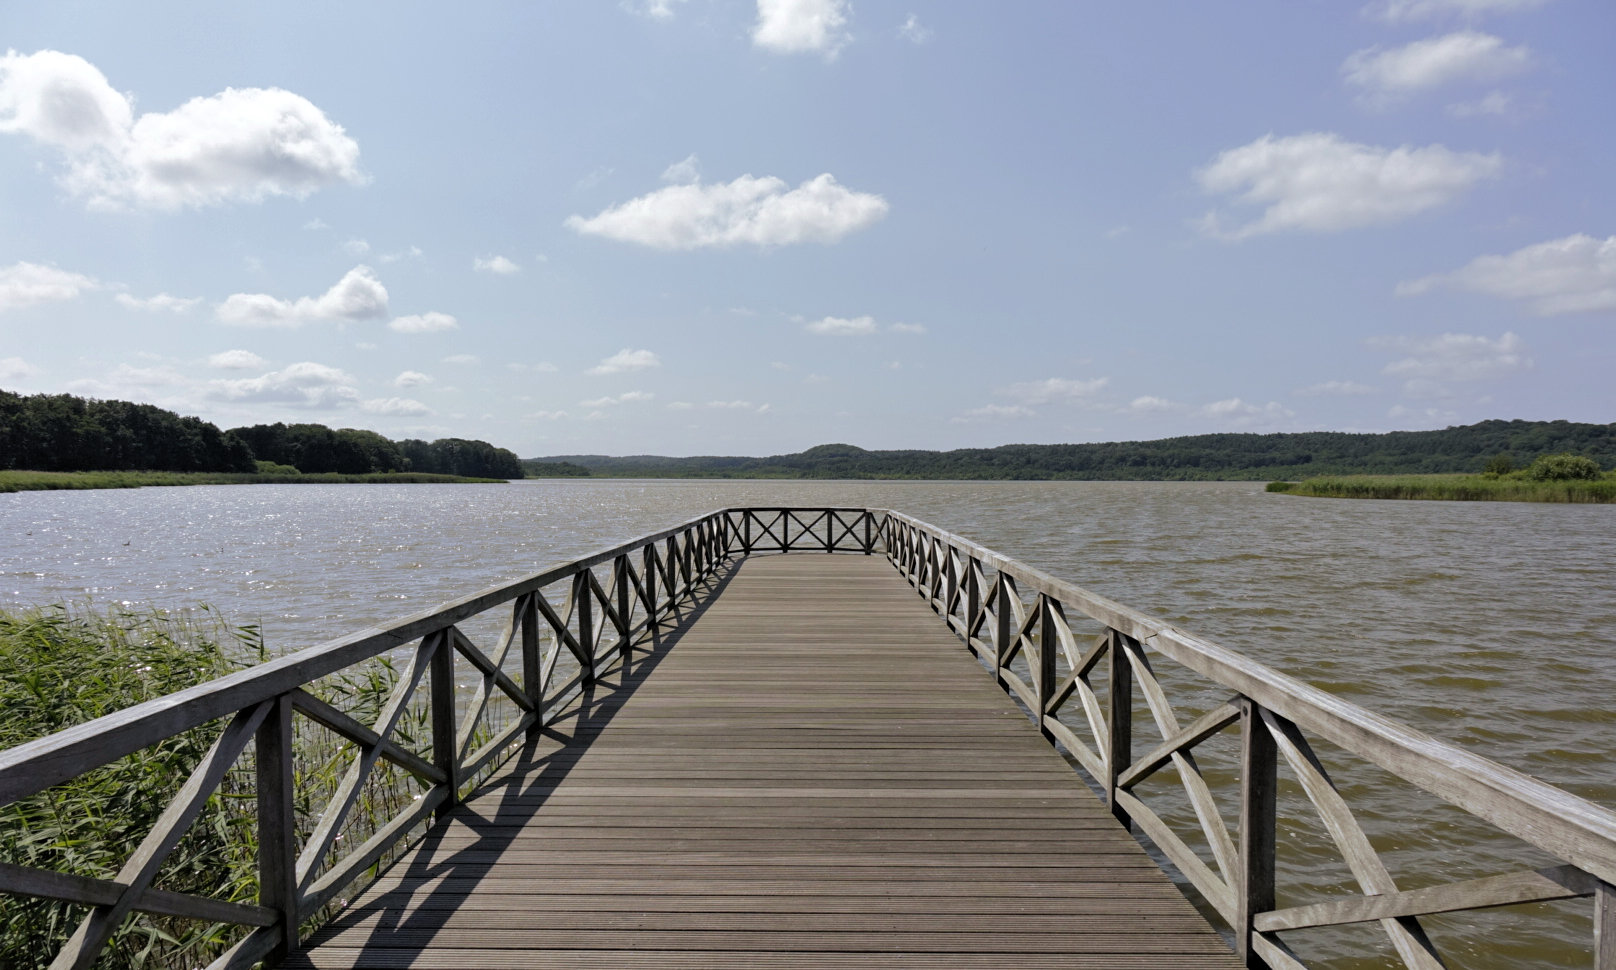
0 470 507 493
0 605 428 968
1268 473 1616 503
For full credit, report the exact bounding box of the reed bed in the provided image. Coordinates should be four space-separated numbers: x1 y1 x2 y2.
1268 473 1616 503
0 470 506 493
0 605 431 969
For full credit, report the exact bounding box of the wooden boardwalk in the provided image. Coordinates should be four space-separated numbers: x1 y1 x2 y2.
287 553 1242 969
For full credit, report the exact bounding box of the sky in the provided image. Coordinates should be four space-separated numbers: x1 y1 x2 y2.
0 0 1611 458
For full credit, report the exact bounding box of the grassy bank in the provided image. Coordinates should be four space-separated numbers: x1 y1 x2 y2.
1268 473 1616 503
0 469 507 493
0 605 424 968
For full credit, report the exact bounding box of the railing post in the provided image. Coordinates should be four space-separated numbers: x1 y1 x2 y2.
255 692 298 962
642 543 660 631
743 511 753 553
1107 629 1133 829
944 550 959 618
429 633 461 817
966 559 981 650
1035 595 1057 741
575 571 596 686
994 576 1015 685
1595 881 1616 970
863 511 872 554
614 554 632 665
520 593 542 719
1238 697 1278 969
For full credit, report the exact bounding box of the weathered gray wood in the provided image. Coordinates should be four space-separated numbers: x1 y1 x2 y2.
257 693 300 962
429 632 460 818
1254 864 1594 932
1238 697 1277 968
0 860 277 926
289 689 445 786
1106 630 1133 829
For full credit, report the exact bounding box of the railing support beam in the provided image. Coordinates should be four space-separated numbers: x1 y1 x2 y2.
255 693 298 962
1107 630 1133 830
1238 696 1278 969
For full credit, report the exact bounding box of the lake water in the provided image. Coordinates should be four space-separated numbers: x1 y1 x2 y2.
2 479 1611 965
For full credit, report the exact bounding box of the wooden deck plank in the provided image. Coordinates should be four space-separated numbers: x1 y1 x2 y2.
288 553 1241 969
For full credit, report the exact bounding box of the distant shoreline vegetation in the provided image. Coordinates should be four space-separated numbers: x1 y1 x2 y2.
524 419 1615 481
1268 453 1616 503
0 469 507 494
0 387 525 484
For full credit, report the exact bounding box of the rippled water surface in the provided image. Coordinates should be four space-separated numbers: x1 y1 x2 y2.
3 480 1612 964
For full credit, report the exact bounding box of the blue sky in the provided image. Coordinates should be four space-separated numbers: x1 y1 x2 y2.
0 0 1610 457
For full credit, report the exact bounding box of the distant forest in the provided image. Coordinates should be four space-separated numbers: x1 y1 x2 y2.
0 388 524 479
526 419 1616 481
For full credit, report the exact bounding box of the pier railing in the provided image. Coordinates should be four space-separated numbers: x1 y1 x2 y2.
882 509 1616 969
0 507 878 969
2 505 1610 968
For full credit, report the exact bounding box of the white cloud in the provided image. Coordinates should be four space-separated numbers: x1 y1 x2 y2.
0 357 40 382
706 400 756 409
207 349 268 370
579 390 654 407
0 261 98 311
806 315 877 335
566 172 887 249
953 404 1036 422
1398 234 1616 315
1367 0 1549 22
898 14 932 44
890 321 926 334
360 397 433 416
529 409 569 420
342 238 370 256
216 266 388 327
1199 398 1296 425
474 255 520 275
1196 133 1501 239
0 50 363 209
116 292 201 313
661 154 701 185
1372 331 1531 395
389 311 460 333
1298 380 1380 396
303 218 329 231
206 361 360 408
442 354 479 366
394 370 433 388
626 0 688 19
588 348 661 375
377 245 424 264
1343 32 1531 102
1000 377 1109 404
1126 395 1177 413
753 0 851 57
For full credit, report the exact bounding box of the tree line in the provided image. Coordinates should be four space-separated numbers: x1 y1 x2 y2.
0 389 524 479
533 419 1616 480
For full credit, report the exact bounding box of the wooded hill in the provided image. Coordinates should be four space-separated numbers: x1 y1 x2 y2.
526 419 1616 481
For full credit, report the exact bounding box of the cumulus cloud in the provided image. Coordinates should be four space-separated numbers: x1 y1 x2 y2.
1371 331 1531 395
566 172 887 249
661 154 701 185
389 311 460 333
1343 32 1531 102
205 361 360 408
0 357 40 382
360 397 433 416
1196 133 1501 239
116 292 202 313
0 261 98 311
394 370 433 388
753 0 851 57
890 321 926 334
216 266 388 327
898 14 932 44
806 315 877 336
588 348 661 375
1298 380 1380 396
1367 0 1549 22
474 255 520 275
1398 234 1616 315
0 50 363 209
1000 377 1109 404
579 390 654 407
952 404 1036 422
207 349 268 370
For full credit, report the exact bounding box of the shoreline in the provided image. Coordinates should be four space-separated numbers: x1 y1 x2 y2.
0 470 509 493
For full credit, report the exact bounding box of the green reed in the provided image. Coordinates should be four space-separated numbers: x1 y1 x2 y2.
1268 473 1616 503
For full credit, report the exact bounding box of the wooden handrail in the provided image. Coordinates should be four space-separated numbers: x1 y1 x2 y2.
878 508 1616 969
0 507 881 969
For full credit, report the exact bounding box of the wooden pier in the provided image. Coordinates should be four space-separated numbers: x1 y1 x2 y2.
287 553 1240 968
2 508 1614 969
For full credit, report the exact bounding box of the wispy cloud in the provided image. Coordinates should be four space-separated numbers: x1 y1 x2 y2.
389 312 459 333
1343 31 1531 103
588 348 661 375
116 292 201 313
0 261 98 311
474 255 520 275
1398 234 1616 315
